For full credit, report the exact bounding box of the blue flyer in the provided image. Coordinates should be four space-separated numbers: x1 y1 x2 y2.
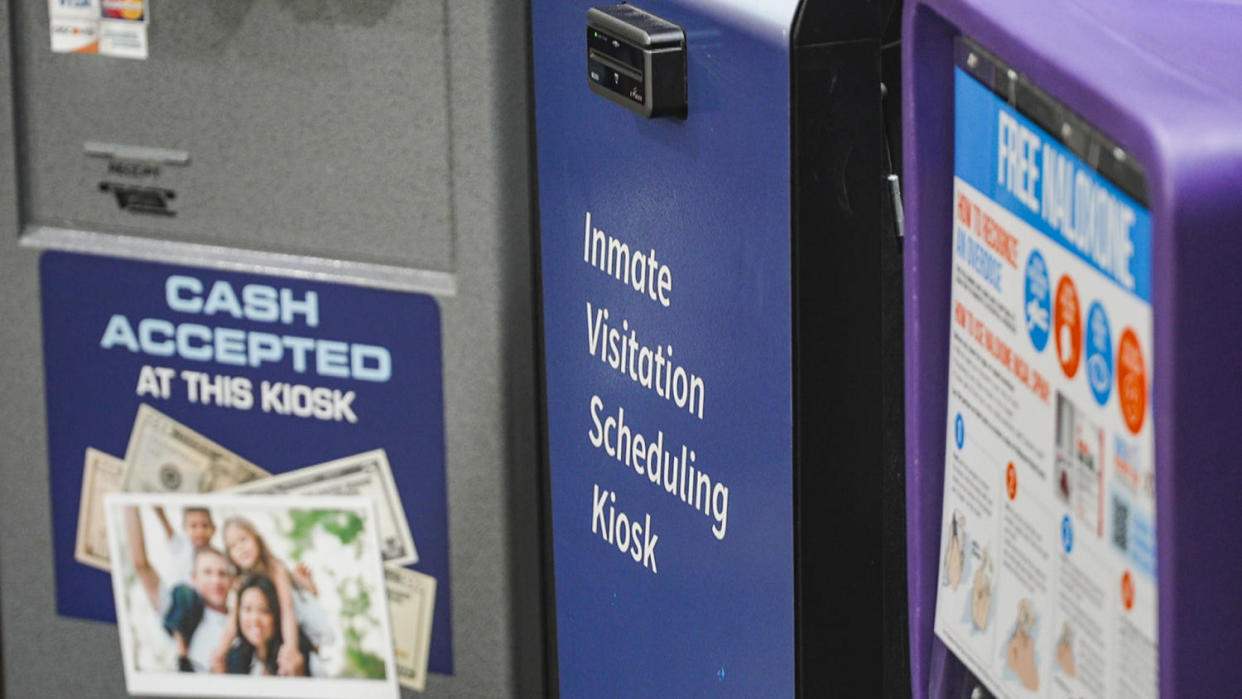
39 251 454 676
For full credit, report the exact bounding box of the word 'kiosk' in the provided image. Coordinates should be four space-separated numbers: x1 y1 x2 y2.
534 0 905 695
904 1 1242 697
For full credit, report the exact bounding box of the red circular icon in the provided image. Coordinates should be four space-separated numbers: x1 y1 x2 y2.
1117 328 1147 435
1121 571 1135 611
1054 276 1082 378
1006 462 1018 501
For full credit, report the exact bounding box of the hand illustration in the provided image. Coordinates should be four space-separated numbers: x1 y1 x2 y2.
971 549 992 630
1005 599 1039 691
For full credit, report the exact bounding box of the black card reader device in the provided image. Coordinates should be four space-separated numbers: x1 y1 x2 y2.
586 5 686 118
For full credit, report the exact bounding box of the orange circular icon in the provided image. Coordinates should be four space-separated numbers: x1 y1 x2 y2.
1054 276 1082 378
1006 462 1017 500
1117 328 1147 435
1121 571 1135 611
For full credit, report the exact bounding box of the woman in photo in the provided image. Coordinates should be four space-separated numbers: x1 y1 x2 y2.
226 575 317 676
211 516 334 675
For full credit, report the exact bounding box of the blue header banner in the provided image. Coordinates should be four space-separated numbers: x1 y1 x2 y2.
40 251 454 675
954 67 1152 301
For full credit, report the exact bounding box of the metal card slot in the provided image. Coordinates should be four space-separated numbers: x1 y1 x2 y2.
588 49 643 80
99 182 176 216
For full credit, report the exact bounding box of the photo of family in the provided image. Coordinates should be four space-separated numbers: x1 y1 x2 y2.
105 493 398 698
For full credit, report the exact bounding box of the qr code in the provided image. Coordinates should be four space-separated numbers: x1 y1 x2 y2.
1112 496 1129 551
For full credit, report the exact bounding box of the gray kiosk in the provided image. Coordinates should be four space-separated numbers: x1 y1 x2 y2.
0 3 541 696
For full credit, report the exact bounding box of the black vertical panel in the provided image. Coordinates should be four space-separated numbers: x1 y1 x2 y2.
878 9 910 697
791 1 908 695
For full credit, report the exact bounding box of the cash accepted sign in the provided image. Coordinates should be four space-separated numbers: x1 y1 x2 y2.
39 251 455 677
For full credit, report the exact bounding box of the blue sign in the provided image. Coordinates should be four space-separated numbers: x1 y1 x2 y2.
953 67 1153 303
1086 301 1113 405
535 2 798 695
40 251 455 675
1024 250 1051 352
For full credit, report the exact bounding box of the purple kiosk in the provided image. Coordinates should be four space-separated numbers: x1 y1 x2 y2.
904 1 1242 697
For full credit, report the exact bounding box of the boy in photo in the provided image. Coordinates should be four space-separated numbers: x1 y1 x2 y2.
154 506 217 585
125 506 233 672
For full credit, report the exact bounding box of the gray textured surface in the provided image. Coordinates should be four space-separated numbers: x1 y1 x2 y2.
0 0 543 696
13 0 453 270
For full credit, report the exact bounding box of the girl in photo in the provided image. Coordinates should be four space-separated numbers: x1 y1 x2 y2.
210 517 334 675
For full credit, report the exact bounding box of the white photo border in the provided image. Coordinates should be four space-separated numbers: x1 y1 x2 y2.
104 492 399 699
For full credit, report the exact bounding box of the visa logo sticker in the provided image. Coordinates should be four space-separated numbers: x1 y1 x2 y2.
48 0 100 20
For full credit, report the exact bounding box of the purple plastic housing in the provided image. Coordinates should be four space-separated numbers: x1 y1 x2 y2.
903 1 1242 696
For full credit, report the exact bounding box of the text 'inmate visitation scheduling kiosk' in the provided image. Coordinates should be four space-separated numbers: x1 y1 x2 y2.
904 1 1242 697
534 0 906 695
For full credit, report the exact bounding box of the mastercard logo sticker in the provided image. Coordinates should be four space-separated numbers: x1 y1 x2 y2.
101 0 145 21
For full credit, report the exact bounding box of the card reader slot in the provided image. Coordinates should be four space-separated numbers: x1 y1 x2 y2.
588 28 644 71
588 48 642 80
586 4 684 118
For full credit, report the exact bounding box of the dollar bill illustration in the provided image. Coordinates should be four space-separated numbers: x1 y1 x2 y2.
229 449 419 565
75 447 126 571
385 566 437 692
121 404 268 494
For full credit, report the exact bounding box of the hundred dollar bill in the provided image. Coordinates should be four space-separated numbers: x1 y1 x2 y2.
121 404 268 494
229 449 419 565
75 447 126 571
386 566 437 692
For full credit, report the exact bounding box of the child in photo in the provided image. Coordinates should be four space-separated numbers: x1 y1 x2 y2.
123 506 233 673
210 517 334 676
154 506 216 585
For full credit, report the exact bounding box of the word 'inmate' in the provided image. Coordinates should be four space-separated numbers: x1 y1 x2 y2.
583 211 673 307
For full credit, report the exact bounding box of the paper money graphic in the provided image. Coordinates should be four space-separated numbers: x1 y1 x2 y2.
121 404 268 493
75 447 126 571
385 566 437 692
230 449 418 565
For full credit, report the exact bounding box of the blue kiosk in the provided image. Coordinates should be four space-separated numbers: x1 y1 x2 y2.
534 0 906 695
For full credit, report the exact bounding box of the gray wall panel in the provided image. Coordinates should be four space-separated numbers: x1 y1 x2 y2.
432 1 541 694
0 248 128 696
2 8 122 690
13 0 454 270
0 0 543 695
1 0 13 235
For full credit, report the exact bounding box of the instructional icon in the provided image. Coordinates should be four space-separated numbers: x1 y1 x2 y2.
1024 250 1051 351
1086 301 1112 405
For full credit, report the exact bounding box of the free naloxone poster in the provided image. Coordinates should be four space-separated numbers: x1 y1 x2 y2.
932 56 1156 698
